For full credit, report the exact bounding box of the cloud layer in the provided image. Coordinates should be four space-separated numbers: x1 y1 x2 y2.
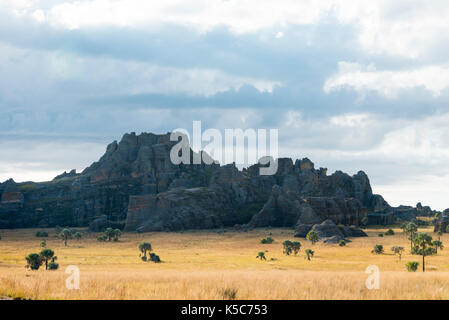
1 0 449 210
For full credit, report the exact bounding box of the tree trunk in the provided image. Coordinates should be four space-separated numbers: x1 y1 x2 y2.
422 254 425 272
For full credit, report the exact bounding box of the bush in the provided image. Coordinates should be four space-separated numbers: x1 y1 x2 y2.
25 253 43 270
48 262 59 270
371 244 384 254
406 261 419 272
221 288 238 300
141 256 147 262
385 229 395 236
260 236 274 244
97 235 107 242
149 253 161 263
338 240 346 247
378 233 384 237
35 231 49 237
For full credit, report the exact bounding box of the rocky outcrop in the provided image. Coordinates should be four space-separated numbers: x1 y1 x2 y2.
294 219 367 242
0 130 426 231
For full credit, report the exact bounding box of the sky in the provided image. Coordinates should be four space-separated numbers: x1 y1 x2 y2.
1 0 449 210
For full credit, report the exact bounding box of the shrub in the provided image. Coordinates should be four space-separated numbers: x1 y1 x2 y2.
378 233 384 237
35 231 49 237
406 261 419 272
304 249 314 260
149 253 161 263
282 240 293 255
306 230 320 244
256 251 266 260
338 240 346 247
97 235 107 242
291 241 301 255
139 242 152 260
48 262 59 270
371 244 384 254
385 229 395 236
260 236 274 244
40 240 47 248
74 232 83 240
25 253 43 270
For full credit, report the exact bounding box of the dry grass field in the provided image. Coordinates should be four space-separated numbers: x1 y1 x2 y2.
1 226 448 300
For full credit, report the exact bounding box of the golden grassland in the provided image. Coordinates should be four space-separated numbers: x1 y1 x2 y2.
0 226 449 299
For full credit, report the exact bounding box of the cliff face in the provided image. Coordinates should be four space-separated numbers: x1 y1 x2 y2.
0 131 394 231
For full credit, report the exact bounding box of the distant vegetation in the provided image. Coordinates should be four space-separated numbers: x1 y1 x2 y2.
35 231 48 237
260 236 274 244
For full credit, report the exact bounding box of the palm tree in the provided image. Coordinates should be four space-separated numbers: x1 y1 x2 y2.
412 232 434 272
256 251 266 260
306 230 320 245
432 240 443 254
59 229 72 246
405 222 418 250
113 229 122 241
39 248 55 270
138 242 152 260
292 241 301 255
304 249 314 261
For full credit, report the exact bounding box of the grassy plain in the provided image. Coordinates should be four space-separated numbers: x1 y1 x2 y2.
0 226 448 299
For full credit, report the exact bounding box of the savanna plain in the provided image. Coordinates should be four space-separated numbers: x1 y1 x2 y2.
0 226 448 300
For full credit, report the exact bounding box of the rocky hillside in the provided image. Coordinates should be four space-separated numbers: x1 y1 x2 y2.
0 131 430 231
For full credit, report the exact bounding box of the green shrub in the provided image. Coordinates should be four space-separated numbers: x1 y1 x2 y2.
25 253 43 270
149 253 161 263
35 231 49 237
371 244 384 254
260 236 274 244
385 229 395 236
48 262 59 270
378 233 384 237
406 261 419 272
97 235 107 242
338 240 346 247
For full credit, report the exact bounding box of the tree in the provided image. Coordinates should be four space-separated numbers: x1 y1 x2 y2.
104 228 122 242
113 229 122 241
391 246 404 261
339 240 346 247
74 232 83 241
282 240 293 255
412 232 435 272
304 249 314 261
291 241 301 255
385 229 395 236
371 244 384 254
256 251 266 260
432 240 444 254
40 240 47 248
97 235 107 242
405 222 418 250
59 228 72 246
25 253 42 270
139 242 152 260
39 248 55 270
406 261 419 272
306 230 320 245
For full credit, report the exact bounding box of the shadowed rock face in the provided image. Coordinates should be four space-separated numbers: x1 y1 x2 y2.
0 131 404 231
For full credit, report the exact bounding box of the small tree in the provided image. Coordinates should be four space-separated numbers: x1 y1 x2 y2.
405 222 418 250
306 230 320 245
371 244 384 254
40 240 47 248
338 240 346 247
97 235 107 242
74 232 83 241
385 229 395 236
406 261 419 272
104 228 115 241
39 248 55 270
282 240 293 255
139 242 152 260
25 253 43 270
378 233 384 237
149 253 161 263
391 246 404 261
113 229 122 242
291 241 301 255
432 240 444 254
304 249 314 261
412 232 435 272
59 228 72 246
256 251 266 260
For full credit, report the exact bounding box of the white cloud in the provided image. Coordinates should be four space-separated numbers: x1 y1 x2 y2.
324 61 449 98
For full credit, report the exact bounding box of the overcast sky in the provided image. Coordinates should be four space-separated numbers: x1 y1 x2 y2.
1 0 449 210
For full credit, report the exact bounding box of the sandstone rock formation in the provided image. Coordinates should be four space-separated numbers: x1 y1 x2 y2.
0 131 436 231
